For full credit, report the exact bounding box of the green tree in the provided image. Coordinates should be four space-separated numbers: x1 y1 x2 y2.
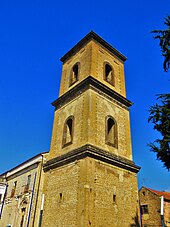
148 94 170 170
152 16 170 72
148 16 170 170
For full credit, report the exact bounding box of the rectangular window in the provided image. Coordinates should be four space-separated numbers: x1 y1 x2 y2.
27 175 31 188
24 175 31 193
141 204 149 214
11 181 17 197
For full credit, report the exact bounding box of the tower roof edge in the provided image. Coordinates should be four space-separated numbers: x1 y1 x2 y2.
60 31 127 63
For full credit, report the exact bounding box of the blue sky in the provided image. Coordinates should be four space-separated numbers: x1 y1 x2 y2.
0 0 169 191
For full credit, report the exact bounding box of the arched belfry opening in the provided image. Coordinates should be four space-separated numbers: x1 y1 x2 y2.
104 63 115 86
106 116 118 148
70 62 79 86
62 116 74 147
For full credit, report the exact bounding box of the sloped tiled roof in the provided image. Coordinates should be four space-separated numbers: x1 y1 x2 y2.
147 188 170 201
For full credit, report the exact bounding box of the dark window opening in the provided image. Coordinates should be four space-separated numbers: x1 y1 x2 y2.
70 63 79 86
106 117 117 148
24 175 31 193
59 193 63 203
141 205 149 214
62 116 74 147
20 208 26 227
113 194 116 203
104 63 114 86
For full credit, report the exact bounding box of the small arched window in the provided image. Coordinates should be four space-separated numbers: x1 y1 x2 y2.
105 116 118 148
70 62 80 86
62 116 74 147
104 63 115 86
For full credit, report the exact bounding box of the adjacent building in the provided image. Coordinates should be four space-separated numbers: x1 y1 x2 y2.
0 178 7 219
139 187 170 227
0 152 48 227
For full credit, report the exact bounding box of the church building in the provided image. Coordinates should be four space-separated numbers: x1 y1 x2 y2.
42 31 140 227
0 31 140 227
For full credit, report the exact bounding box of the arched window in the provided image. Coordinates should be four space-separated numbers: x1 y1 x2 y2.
105 116 118 148
62 116 74 147
104 63 115 86
70 62 80 86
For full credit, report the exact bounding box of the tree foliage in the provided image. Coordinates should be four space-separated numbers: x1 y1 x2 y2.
152 16 170 72
148 16 170 170
148 94 170 170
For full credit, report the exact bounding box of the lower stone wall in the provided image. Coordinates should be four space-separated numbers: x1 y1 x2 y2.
42 157 139 227
92 159 139 227
42 162 79 227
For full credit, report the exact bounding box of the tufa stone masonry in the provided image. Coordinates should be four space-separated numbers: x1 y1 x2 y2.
42 31 140 227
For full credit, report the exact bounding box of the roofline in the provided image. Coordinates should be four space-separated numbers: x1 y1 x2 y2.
147 188 170 199
0 151 49 178
140 186 170 201
139 186 145 192
60 31 127 63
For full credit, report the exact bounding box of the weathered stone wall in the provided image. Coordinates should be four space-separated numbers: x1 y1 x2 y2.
42 157 139 227
48 92 89 160
49 87 132 161
164 200 170 226
42 162 79 227
88 90 132 160
92 158 139 227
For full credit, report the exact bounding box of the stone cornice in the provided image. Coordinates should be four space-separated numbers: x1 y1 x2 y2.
60 31 127 63
43 144 140 173
52 76 132 110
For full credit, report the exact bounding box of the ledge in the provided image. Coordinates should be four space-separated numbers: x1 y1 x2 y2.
52 76 132 110
43 144 140 173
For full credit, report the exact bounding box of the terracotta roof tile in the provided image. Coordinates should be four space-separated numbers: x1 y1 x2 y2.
147 188 170 201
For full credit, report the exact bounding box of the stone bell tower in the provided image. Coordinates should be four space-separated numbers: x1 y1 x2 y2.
42 31 140 227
